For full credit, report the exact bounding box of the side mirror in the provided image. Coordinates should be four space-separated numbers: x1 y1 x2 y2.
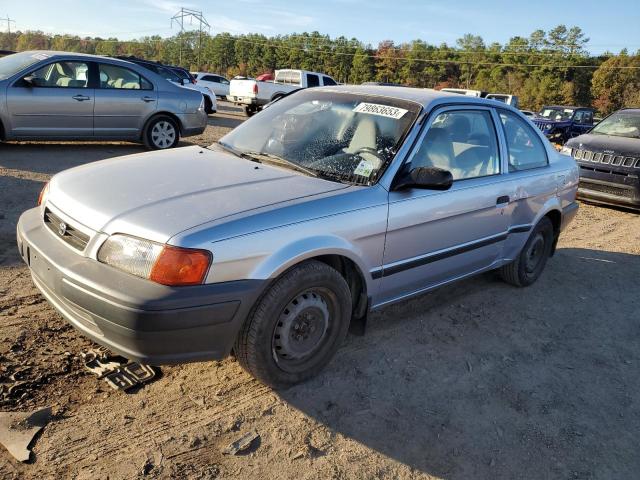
392 166 453 191
23 75 40 87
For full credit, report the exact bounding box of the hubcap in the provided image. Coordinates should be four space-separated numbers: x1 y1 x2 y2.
151 121 176 148
273 291 330 361
525 233 545 273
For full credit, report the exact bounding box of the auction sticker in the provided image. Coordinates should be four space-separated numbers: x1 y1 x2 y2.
353 159 374 177
353 102 408 119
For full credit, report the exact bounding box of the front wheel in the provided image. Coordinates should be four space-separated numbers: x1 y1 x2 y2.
234 261 352 387
499 216 554 287
143 116 179 150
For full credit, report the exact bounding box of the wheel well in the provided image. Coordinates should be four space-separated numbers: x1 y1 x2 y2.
312 255 368 320
544 209 562 256
143 112 183 137
0 119 5 140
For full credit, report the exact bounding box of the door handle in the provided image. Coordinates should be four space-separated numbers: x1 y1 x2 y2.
141 96 156 102
72 95 90 101
496 195 510 205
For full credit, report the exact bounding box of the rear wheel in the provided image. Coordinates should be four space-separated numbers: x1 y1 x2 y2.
499 217 554 287
143 116 179 150
234 261 352 387
243 105 258 117
204 96 214 114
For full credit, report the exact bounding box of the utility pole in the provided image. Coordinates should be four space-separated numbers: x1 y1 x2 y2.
171 8 210 67
1 15 15 34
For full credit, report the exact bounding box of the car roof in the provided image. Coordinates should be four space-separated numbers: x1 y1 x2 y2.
315 84 519 110
543 105 594 111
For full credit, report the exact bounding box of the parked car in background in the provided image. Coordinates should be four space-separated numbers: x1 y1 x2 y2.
440 88 518 107
229 69 338 116
169 66 197 85
531 105 595 143
193 72 230 98
17 85 578 386
0 51 207 149
564 108 640 210
520 110 538 118
117 56 217 114
256 73 274 82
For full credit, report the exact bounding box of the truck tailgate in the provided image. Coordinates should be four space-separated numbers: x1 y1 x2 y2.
229 79 257 98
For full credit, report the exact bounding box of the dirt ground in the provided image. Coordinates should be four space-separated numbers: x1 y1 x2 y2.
1 103 639 479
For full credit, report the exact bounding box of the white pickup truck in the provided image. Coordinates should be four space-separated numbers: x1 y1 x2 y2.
229 69 338 116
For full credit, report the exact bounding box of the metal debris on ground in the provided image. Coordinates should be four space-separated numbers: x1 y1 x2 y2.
0 406 52 462
223 430 260 455
81 348 158 392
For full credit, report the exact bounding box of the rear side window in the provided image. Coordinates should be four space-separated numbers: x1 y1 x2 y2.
99 64 152 90
322 76 337 86
306 74 320 87
499 110 548 171
203 75 218 82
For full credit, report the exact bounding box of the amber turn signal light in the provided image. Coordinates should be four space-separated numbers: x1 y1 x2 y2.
149 245 212 286
37 182 49 206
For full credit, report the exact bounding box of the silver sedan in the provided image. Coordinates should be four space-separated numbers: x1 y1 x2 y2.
17 86 579 386
0 51 207 149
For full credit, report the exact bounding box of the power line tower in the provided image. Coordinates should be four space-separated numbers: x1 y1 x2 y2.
171 8 210 67
1 15 16 34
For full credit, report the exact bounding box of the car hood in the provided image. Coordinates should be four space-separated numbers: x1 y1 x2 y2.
48 146 349 244
566 133 640 157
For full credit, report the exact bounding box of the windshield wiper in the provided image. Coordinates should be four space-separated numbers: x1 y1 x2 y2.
238 151 319 178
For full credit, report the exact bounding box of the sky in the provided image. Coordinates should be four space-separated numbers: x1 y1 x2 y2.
2 0 639 54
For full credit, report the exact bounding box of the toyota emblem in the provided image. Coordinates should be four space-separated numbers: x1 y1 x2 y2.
58 221 67 236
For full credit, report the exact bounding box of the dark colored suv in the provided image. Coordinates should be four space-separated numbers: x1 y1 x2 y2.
565 108 640 210
531 106 595 143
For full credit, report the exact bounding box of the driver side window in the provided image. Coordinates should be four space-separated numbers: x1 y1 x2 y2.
27 61 89 88
408 109 500 180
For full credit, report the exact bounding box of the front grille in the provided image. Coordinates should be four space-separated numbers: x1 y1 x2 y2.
533 121 546 132
44 208 90 251
582 182 634 198
572 149 640 169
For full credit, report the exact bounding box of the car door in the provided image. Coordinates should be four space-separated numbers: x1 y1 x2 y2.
378 106 512 305
93 63 157 138
6 59 94 137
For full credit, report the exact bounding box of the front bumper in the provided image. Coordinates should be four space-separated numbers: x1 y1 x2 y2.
577 167 640 210
16 208 265 365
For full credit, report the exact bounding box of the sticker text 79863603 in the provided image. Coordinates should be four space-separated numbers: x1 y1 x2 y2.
353 102 408 119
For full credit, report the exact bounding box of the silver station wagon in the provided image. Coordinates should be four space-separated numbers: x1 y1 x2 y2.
17 86 579 386
0 51 207 149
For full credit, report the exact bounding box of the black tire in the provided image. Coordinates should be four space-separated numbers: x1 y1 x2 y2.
204 96 213 114
499 216 554 287
243 105 258 117
143 115 179 150
235 260 352 387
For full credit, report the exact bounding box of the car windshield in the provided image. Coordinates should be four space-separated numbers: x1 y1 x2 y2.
216 90 421 185
0 51 47 80
539 107 574 121
591 111 640 139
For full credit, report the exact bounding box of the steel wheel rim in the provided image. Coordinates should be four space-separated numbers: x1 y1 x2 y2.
272 290 331 365
525 233 545 273
151 121 176 149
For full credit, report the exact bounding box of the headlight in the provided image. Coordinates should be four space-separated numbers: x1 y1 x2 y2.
97 234 212 286
560 146 573 156
544 124 553 131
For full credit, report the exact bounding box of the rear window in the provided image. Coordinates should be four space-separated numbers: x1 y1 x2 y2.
306 74 320 87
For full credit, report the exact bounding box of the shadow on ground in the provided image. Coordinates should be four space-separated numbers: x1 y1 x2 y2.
281 248 640 479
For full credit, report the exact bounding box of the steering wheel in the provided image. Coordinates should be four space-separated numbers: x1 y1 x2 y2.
353 147 385 165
